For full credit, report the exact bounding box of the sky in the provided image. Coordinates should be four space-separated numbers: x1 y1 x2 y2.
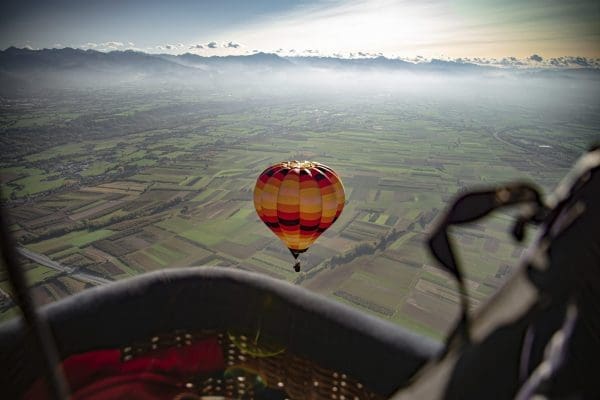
1 0 599 59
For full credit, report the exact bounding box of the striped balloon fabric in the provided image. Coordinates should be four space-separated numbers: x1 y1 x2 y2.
254 161 345 271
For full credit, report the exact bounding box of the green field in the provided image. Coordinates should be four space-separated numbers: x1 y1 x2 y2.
1 81 598 339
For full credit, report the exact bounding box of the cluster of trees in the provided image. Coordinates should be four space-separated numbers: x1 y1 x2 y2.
329 242 379 267
328 227 406 268
295 227 408 284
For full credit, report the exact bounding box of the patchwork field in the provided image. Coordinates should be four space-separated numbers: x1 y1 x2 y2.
1 85 598 340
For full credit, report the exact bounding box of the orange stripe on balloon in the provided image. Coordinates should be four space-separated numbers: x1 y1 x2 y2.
254 161 345 259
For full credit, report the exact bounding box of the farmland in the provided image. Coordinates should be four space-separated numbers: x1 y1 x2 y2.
1 80 598 340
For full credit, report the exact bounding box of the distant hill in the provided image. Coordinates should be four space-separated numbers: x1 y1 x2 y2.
0 47 488 78
1 47 196 74
163 51 293 70
0 47 199 91
0 47 597 93
287 56 416 70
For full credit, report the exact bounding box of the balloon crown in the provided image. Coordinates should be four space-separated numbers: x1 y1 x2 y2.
282 160 315 169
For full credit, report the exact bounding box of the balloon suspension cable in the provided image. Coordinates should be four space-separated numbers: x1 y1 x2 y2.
0 199 70 399
289 249 302 272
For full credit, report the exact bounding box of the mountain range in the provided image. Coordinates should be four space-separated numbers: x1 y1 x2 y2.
0 46 484 74
0 47 597 92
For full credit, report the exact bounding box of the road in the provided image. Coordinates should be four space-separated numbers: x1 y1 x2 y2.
17 247 113 286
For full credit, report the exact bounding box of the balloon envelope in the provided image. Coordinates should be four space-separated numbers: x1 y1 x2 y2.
253 161 345 261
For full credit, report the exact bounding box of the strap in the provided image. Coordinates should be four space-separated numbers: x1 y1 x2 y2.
0 194 70 399
428 183 547 344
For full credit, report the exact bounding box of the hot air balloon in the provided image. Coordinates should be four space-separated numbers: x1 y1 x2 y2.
253 161 345 272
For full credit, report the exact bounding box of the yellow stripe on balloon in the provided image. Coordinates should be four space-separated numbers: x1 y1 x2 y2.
254 161 345 268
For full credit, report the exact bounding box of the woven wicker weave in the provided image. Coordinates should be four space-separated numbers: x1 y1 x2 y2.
122 330 383 400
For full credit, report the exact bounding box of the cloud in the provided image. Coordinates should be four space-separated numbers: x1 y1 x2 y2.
157 43 185 52
354 51 381 58
529 54 543 62
207 41 218 48
449 56 503 65
225 41 241 48
498 56 525 66
464 54 600 69
102 41 124 49
189 44 204 49
569 56 590 67
471 57 487 64
83 42 98 48
542 56 599 68
127 42 135 47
